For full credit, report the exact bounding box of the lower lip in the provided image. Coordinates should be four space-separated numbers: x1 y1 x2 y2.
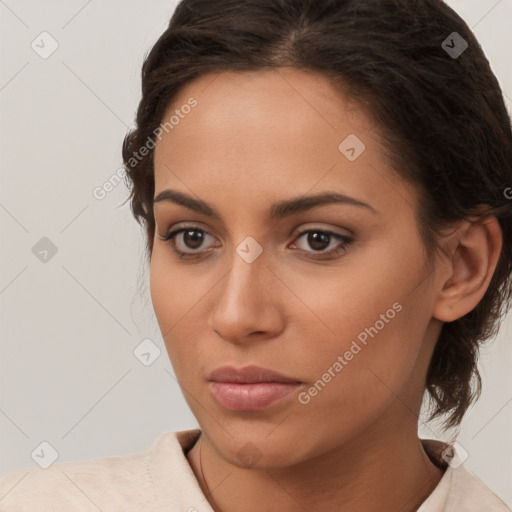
208 381 301 411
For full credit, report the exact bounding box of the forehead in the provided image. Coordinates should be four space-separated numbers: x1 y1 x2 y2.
152 68 413 218
155 67 372 155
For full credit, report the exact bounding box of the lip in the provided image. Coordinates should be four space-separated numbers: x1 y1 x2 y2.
207 365 302 411
208 364 301 384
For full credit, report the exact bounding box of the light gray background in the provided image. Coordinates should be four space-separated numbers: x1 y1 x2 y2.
1 0 511 506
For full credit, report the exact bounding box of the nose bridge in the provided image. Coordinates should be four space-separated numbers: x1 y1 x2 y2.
220 239 268 310
221 213 268 292
209 233 276 337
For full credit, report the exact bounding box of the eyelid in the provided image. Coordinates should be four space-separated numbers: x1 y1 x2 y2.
289 227 352 257
291 222 354 238
158 221 213 240
161 224 216 245
161 221 352 243
160 222 354 261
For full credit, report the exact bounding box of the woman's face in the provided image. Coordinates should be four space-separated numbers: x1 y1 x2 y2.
150 68 445 468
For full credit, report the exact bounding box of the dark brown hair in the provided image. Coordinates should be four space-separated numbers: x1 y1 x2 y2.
122 0 512 429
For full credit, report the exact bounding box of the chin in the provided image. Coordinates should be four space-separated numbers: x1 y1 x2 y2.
203 421 319 470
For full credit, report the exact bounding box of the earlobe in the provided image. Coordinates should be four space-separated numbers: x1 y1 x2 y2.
432 214 502 323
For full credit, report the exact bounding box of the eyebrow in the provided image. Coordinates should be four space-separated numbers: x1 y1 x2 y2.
153 189 378 219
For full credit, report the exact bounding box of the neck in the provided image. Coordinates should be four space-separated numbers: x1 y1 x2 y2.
186 418 445 512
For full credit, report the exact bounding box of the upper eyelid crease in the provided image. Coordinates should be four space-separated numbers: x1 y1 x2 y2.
162 226 351 260
153 189 379 220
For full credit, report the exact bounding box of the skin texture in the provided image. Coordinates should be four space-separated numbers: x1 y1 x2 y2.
150 68 502 512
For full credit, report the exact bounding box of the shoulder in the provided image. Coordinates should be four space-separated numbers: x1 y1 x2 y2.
419 439 510 512
0 443 160 511
445 464 511 511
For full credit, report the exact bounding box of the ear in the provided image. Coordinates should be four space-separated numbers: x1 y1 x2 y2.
432 214 503 323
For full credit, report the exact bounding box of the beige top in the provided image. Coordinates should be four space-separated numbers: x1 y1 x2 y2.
0 429 509 511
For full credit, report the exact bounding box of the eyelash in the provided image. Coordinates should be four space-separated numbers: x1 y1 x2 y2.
158 225 353 261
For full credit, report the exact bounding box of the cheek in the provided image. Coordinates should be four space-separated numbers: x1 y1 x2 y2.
149 251 178 331
149 247 206 328
149 251 189 355
292 307 425 449
149 249 215 376
295 246 430 412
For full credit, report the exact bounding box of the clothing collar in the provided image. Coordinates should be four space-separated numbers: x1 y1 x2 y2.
148 429 453 511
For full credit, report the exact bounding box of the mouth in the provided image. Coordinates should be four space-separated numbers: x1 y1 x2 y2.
207 364 303 411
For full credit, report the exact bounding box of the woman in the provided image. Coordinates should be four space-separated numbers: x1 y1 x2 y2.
1 0 511 510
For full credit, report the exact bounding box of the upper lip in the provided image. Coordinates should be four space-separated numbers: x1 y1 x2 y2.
208 365 301 384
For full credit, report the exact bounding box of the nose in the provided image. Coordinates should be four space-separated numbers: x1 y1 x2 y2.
208 246 285 345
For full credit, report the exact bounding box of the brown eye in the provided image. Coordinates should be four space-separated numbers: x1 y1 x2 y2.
306 231 330 251
181 229 206 250
290 229 352 260
159 226 217 259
